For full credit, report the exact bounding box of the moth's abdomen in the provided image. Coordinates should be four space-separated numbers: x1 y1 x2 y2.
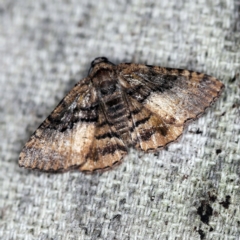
104 95 132 145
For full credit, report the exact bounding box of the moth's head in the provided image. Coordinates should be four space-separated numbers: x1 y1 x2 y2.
88 57 115 75
91 57 109 67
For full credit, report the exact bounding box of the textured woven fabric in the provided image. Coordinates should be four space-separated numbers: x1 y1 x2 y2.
0 0 239 239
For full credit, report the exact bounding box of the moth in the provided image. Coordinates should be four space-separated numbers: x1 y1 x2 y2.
19 57 224 173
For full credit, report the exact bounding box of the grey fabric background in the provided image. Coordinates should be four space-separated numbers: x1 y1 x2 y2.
0 0 239 239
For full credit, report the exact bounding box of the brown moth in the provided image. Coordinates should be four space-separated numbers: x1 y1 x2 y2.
19 57 224 173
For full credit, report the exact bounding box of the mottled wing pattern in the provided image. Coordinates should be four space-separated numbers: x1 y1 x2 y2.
118 63 224 152
19 78 99 172
124 94 183 152
80 104 128 172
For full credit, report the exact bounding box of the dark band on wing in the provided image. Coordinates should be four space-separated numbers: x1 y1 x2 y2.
97 120 114 128
126 85 151 103
79 115 98 122
98 143 127 156
123 71 178 103
79 104 99 111
134 115 151 127
138 124 169 141
46 106 98 131
95 131 120 140
139 129 155 141
131 107 143 115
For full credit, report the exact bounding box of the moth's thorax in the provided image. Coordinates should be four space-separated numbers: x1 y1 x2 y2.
92 69 116 97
